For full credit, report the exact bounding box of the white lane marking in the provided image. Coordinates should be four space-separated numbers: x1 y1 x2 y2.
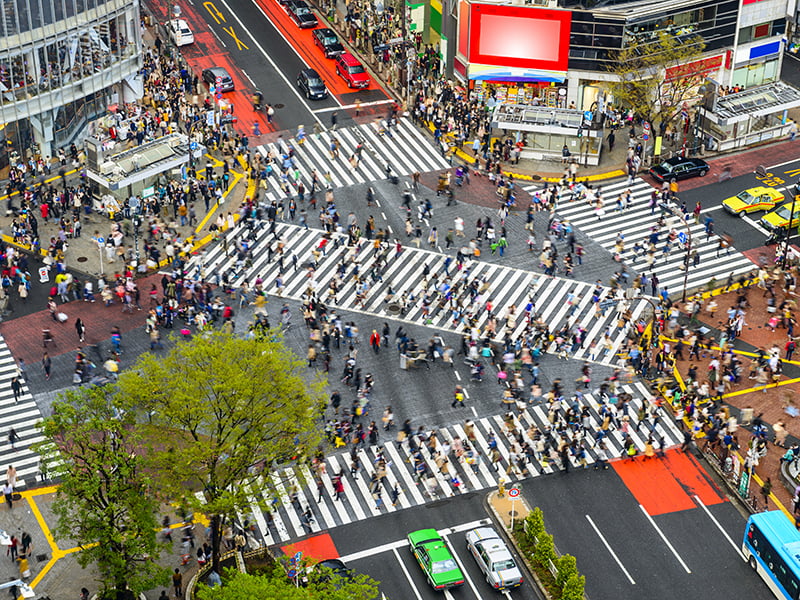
638 504 692 573
442 532 484 599
454 370 461 381
216 0 325 126
585 514 636 584
742 215 771 237
242 69 256 86
693 495 744 559
339 519 490 563
381 212 387 220
312 99 396 113
769 157 800 169
208 25 227 47
392 546 425 600
700 205 723 214
471 406 478 417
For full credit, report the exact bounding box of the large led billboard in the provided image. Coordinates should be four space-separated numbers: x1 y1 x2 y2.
467 4 571 72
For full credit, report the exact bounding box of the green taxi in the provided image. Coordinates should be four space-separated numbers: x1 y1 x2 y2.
408 528 465 590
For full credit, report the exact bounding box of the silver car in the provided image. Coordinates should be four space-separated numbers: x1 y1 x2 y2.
465 527 523 590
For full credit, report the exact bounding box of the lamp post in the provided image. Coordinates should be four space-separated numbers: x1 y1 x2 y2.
781 186 799 269
661 203 693 302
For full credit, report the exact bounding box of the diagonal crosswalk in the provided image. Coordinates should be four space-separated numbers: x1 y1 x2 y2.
189 221 650 365
256 119 450 190
0 334 61 488
245 382 684 545
524 178 755 293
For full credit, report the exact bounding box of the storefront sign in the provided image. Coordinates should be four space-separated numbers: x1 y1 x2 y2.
665 55 723 82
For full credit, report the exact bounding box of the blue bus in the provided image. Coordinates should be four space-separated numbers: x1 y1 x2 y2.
743 511 800 599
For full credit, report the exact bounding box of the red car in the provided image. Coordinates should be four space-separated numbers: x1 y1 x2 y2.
335 53 370 89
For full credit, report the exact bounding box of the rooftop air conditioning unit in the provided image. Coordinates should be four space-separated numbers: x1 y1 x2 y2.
99 161 116 175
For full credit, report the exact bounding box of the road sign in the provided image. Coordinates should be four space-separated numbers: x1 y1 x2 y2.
190 141 198 151
508 487 520 498
677 231 688 246
38 266 49 283
643 133 649 141
292 551 302 563
583 111 593 123
287 568 297 578
216 76 222 85
643 121 651 132
96 236 105 245
209 84 215 94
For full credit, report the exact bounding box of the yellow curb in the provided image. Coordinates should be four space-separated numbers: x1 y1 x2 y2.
428 122 625 183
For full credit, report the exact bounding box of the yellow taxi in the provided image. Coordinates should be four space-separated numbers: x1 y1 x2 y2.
722 186 784 216
761 201 800 231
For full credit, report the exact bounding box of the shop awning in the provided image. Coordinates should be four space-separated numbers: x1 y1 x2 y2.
467 63 566 83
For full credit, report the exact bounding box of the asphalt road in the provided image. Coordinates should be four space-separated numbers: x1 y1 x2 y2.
322 492 544 600
680 156 800 253
519 450 770 600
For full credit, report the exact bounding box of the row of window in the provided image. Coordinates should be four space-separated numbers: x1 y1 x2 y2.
1 0 113 37
0 13 135 107
738 18 786 44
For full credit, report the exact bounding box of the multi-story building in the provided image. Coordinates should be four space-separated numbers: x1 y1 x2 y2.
0 0 143 167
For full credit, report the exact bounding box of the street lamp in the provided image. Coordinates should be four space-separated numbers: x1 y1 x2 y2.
782 182 800 269
662 202 693 302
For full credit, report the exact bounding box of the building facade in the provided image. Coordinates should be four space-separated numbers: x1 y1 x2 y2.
0 0 143 167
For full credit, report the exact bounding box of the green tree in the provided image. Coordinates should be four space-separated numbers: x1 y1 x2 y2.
196 567 380 600
608 31 706 140
533 532 556 567
36 387 169 600
555 554 578 589
116 332 327 571
525 507 546 542
561 573 586 600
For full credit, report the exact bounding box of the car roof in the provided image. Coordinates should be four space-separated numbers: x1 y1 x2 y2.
467 527 513 559
339 52 361 64
300 68 321 78
315 27 335 35
205 67 230 76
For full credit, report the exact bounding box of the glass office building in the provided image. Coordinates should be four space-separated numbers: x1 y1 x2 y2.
0 0 142 165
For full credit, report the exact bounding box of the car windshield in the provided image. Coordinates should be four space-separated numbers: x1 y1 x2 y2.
348 65 365 74
777 206 799 219
432 559 458 574
492 559 516 571
180 27 191 34
659 162 674 173
308 77 323 85
322 33 336 43
736 191 756 204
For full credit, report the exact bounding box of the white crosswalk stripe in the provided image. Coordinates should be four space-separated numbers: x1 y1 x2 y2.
189 221 650 365
246 383 683 545
524 178 755 293
256 119 449 191
0 335 63 487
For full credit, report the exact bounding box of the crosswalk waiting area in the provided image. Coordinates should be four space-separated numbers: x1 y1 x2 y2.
191 221 649 365
525 178 755 293
0 334 58 488
255 119 450 191
245 382 683 545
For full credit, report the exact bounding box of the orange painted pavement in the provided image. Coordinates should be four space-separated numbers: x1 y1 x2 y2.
612 449 725 516
282 532 339 562
253 0 389 101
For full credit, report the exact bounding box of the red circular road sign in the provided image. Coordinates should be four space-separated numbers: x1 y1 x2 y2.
508 487 520 498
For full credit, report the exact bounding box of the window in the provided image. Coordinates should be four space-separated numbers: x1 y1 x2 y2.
753 23 770 39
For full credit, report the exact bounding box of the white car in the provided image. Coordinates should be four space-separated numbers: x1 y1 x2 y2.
465 527 524 590
168 19 194 46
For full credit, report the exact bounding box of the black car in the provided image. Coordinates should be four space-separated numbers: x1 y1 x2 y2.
201 67 234 92
312 28 345 58
297 68 328 100
287 0 318 28
649 156 709 182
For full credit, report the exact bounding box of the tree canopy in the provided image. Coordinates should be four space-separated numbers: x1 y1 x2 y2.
196 566 380 600
608 31 706 135
36 387 169 600
116 331 327 569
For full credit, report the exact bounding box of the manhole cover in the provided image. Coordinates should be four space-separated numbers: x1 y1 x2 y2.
386 303 401 315
36 553 47 562
274 103 284 109
531 174 542 181
76 256 88 262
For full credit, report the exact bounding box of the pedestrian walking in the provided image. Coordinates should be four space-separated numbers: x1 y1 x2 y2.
9 377 21 404
761 477 773 509
451 385 465 408
3 482 13 509
8 428 19 450
75 317 86 342
7 535 17 560
172 568 183 597
41 352 51 380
